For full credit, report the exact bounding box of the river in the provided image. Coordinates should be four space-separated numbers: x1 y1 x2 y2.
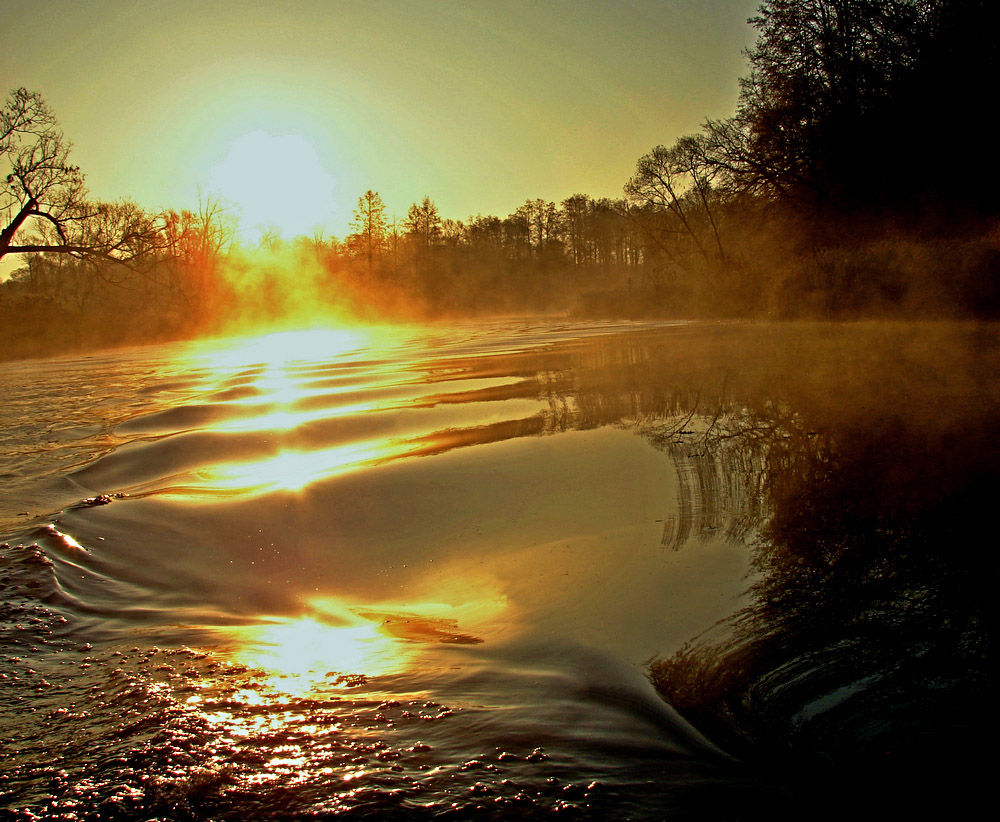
1 319 996 820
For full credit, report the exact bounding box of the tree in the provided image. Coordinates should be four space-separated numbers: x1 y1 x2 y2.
561 194 594 265
159 195 235 306
514 198 561 254
703 0 1000 220
403 196 442 248
348 189 388 269
735 0 926 212
1 87 161 267
626 136 727 265
440 218 465 249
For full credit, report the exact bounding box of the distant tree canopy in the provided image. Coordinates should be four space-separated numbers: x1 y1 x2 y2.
1 87 162 267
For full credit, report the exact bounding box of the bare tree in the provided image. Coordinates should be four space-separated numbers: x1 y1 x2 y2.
625 136 728 264
159 195 235 304
1 87 161 267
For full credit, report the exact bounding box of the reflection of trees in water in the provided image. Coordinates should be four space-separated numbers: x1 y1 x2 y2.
597 324 1000 807
652 416 998 744
415 323 998 808
639 398 798 550
414 324 998 798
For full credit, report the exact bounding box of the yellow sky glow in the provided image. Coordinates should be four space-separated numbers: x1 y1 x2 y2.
0 0 760 249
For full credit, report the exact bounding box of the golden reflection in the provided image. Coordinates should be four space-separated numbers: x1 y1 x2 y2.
235 616 405 689
218 592 504 698
167 416 552 498
160 323 565 500
187 327 373 370
245 364 306 408
211 400 379 434
198 438 407 494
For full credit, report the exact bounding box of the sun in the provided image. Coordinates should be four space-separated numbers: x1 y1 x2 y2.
208 131 339 242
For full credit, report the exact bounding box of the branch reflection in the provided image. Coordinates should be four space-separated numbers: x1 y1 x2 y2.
613 324 1000 808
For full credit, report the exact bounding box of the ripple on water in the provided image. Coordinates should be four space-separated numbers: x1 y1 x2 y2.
10 321 876 820
0 632 614 820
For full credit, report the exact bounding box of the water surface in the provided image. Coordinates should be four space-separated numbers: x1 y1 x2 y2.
2 319 995 819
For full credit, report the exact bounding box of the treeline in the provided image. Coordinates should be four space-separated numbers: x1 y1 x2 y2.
3 0 1000 361
306 190 653 316
0 185 659 360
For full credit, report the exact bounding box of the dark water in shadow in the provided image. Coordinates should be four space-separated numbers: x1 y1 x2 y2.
1 319 996 819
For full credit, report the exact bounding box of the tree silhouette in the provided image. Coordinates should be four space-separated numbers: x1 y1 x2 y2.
698 0 1000 219
626 136 727 264
348 189 388 271
1 88 161 267
404 196 442 249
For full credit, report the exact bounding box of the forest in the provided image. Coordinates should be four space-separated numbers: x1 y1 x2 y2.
2 0 998 360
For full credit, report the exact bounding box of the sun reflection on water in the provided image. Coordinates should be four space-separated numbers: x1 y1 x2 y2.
208 591 501 700
167 326 423 496
231 615 409 694
210 400 379 434
160 323 563 500
197 438 409 494
187 327 375 369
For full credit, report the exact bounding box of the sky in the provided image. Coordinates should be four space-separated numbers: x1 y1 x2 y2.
1 0 760 249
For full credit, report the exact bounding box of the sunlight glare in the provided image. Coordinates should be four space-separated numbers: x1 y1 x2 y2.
199 328 369 369
165 326 418 497
208 131 339 241
243 617 396 679
199 438 405 495
225 592 503 696
213 400 379 434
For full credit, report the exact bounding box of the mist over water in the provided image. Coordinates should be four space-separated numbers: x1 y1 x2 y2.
1 319 996 819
